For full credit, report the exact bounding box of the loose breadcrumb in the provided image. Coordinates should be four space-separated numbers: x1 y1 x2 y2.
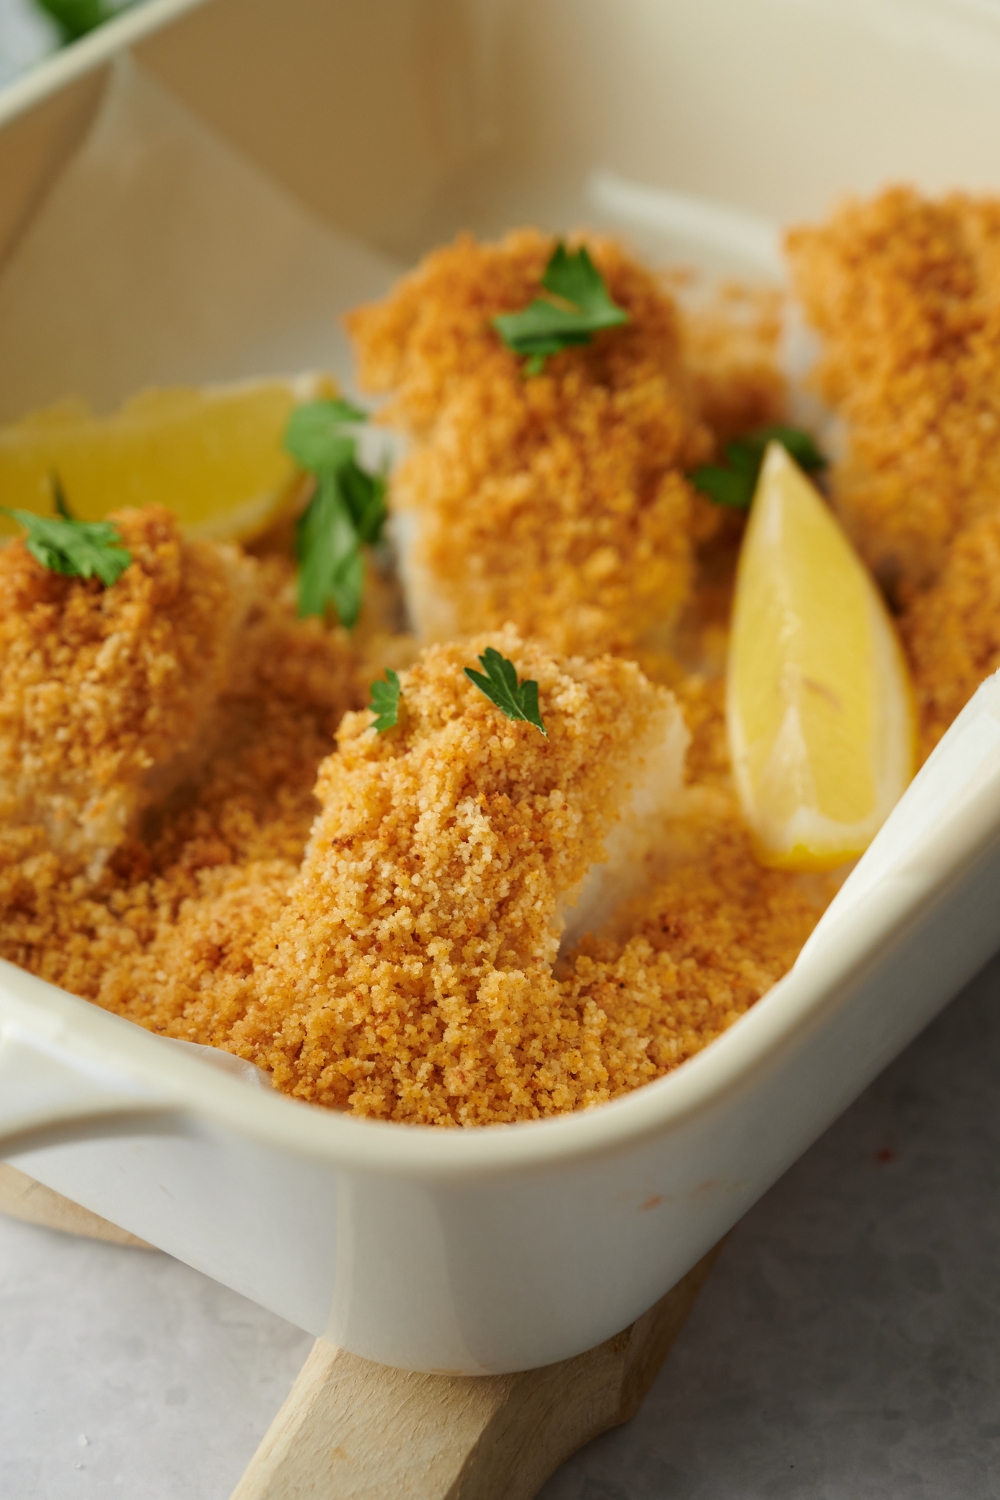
560 803 830 1089
787 187 1000 593
348 229 713 658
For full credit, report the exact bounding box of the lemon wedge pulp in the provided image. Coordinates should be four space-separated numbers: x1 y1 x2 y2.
727 442 916 870
0 372 334 544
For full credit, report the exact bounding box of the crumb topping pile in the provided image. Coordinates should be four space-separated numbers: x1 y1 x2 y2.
3 196 996 1125
0 524 821 1123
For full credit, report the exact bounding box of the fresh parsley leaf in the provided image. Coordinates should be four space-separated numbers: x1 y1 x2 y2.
284 398 367 472
689 425 826 510
492 243 629 374
52 472 74 520
742 424 826 473
369 669 402 733
32 0 130 44
340 461 387 547
1 505 132 587
295 472 364 626
687 464 757 510
286 399 386 628
464 647 547 736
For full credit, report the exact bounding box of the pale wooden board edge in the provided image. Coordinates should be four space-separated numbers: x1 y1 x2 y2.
231 1243 723 1500
0 1162 152 1247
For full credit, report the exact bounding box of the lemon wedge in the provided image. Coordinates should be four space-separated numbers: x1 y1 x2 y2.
727 442 916 870
0 373 335 544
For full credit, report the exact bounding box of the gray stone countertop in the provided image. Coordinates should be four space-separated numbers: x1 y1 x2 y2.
3 950 1000 1499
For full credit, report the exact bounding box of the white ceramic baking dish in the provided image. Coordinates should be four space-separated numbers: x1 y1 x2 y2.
3 0 1000 1376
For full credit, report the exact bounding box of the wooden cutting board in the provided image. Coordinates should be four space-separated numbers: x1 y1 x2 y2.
0 1164 718 1500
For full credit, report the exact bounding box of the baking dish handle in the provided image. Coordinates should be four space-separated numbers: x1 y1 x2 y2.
0 1015 183 1156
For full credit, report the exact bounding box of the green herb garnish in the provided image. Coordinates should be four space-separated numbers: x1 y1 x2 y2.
32 0 131 45
492 243 629 376
2 478 131 587
369 669 402 734
465 647 547 735
689 425 826 511
285 399 387 629
52 473 74 520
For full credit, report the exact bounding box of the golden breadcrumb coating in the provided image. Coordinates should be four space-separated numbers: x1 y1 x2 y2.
0 507 252 873
227 628 679 1122
348 229 713 658
900 511 1000 755
787 187 1000 592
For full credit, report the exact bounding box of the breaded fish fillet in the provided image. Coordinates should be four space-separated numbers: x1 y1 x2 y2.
229 628 685 1122
348 230 713 659
0 506 253 874
787 187 1000 593
0 552 363 1015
